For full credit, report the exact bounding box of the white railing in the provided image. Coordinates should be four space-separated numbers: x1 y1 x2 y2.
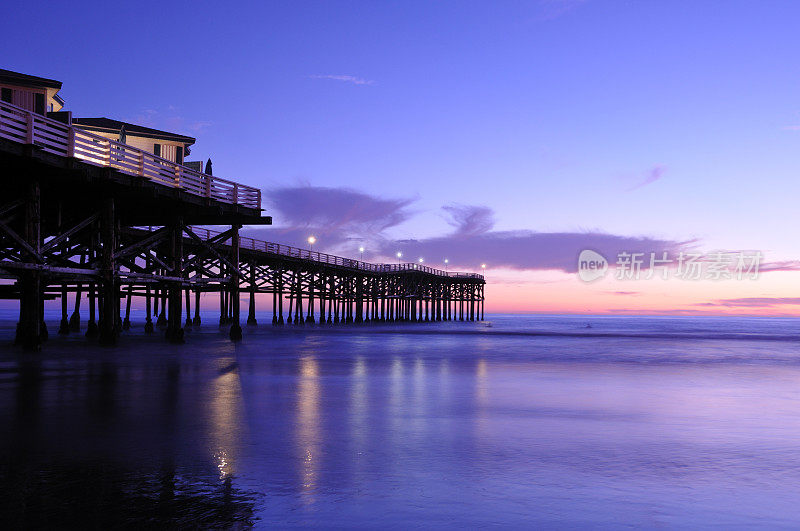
0 100 261 209
180 226 484 280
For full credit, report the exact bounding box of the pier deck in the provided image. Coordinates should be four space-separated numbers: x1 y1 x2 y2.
0 100 485 349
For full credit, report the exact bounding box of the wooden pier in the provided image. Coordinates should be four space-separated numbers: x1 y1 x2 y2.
0 99 485 350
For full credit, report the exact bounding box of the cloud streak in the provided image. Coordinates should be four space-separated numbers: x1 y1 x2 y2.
382 203 691 273
759 260 800 272
533 0 588 21
443 204 496 236
245 186 695 273
628 165 666 191
242 187 800 280
695 297 800 308
309 74 375 86
243 185 412 249
383 229 690 273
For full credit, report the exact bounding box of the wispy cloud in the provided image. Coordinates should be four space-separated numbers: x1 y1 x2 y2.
442 204 496 236
382 229 689 273
782 125 800 131
242 185 412 250
533 0 589 21
695 297 800 308
628 164 667 191
245 187 693 272
760 260 800 272
187 121 213 133
309 74 375 86
380 204 691 272
242 188 800 280
127 106 210 135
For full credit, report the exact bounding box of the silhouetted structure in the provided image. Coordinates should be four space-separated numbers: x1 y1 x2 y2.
0 77 485 351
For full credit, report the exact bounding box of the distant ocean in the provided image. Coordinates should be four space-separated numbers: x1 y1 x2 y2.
2 312 800 528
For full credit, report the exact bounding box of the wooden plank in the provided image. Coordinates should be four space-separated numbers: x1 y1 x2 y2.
41 213 99 253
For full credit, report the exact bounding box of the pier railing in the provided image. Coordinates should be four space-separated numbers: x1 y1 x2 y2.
184 226 484 279
0 100 261 209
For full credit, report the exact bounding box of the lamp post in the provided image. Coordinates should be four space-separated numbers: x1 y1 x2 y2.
359 246 365 261
308 235 316 254
396 251 402 268
481 263 486 275
444 258 449 273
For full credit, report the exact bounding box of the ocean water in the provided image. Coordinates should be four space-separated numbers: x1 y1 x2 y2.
2 313 800 528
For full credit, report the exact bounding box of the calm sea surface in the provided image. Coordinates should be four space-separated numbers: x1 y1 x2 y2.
2 312 800 528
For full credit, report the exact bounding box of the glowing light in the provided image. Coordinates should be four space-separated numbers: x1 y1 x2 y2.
307 236 316 245
444 259 449 264
396 252 402 258
358 246 365 253
418 257 424 263
481 263 486 269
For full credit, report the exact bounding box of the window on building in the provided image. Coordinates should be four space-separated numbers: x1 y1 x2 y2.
34 93 45 115
1 88 12 104
153 143 161 157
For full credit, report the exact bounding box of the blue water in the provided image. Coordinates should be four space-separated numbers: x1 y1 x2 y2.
2 313 800 528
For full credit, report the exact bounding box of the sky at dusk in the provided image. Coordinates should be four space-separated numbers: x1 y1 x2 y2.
4 0 800 314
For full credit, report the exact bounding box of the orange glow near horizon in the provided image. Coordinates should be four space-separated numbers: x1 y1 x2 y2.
483 268 800 316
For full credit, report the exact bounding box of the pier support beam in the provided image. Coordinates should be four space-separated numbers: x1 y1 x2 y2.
145 283 154 333
99 198 118 345
58 285 69 334
123 287 132 331
229 225 242 341
165 220 184 343
247 263 257 325
193 290 201 326
86 282 98 337
15 181 43 351
185 288 193 328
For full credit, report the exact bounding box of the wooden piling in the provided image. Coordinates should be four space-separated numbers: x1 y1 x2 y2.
247 262 257 325
165 220 184 343
229 225 242 340
123 287 132 331
16 181 42 350
193 290 201 326
98 198 117 345
58 285 69 334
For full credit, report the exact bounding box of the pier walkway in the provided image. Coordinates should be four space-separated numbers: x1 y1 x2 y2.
0 100 485 349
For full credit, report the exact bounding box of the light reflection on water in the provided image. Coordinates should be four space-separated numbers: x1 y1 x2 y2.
349 356 368 487
210 357 245 480
297 356 320 503
2 314 800 527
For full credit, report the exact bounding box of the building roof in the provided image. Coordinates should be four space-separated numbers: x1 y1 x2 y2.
0 68 64 106
72 117 196 145
0 68 63 90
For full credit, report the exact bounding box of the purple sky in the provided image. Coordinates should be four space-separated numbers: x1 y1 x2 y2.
3 1 800 313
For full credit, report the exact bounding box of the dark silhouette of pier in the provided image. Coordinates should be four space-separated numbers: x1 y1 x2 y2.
0 99 485 350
